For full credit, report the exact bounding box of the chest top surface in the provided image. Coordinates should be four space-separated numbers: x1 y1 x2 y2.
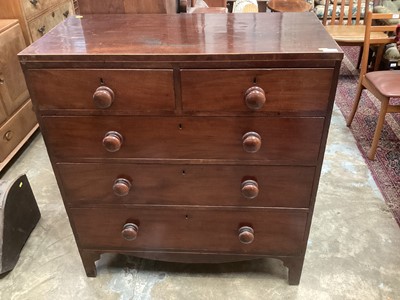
19 12 343 62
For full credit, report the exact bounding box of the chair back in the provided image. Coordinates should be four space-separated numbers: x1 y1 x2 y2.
323 0 372 25
359 12 399 77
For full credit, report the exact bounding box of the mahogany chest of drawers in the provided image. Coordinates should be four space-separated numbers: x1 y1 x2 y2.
19 13 343 284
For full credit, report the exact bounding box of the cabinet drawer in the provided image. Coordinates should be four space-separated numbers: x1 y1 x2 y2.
27 1 73 42
181 69 334 114
58 163 315 208
21 0 66 20
26 69 175 112
42 116 324 163
71 207 307 255
0 100 37 162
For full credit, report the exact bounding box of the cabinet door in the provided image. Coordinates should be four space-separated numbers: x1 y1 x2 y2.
0 23 29 121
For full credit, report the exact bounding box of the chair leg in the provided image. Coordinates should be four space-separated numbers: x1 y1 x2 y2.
373 45 385 71
346 81 364 127
356 46 363 69
367 98 389 160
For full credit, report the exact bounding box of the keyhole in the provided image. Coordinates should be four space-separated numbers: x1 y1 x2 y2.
253 77 257 84
100 78 105 85
178 123 183 130
182 170 186 175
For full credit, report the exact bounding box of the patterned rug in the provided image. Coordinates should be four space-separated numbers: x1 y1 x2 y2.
335 46 400 226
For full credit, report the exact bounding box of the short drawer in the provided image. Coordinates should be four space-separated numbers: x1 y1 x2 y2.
21 0 65 21
0 101 37 163
26 69 175 111
42 116 324 163
181 69 334 114
27 1 73 42
71 207 308 256
58 163 316 208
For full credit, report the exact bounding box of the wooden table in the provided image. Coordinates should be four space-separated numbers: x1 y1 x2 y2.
267 0 311 12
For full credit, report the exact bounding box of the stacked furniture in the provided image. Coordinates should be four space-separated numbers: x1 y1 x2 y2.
0 0 74 171
0 20 37 172
0 0 75 44
19 13 342 284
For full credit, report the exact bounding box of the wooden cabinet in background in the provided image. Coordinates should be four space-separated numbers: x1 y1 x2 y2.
76 0 178 14
0 20 37 171
0 0 74 171
73 0 79 14
0 0 74 44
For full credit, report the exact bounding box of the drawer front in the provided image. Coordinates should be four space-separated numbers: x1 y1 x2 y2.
27 1 73 42
71 207 307 255
0 100 37 162
42 116 324 163
21 0 66 20
58 163 315 208
27 69 175 111
181 69 334 114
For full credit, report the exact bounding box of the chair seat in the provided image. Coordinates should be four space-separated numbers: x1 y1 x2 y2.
324 25 388 43
324 25 365 43
365 70 400 97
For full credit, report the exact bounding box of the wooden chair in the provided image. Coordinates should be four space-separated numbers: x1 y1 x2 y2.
346 12 400 160
323 0 370 41
322 0 385 67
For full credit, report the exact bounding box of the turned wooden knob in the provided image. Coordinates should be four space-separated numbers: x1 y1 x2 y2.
102 131 123 152
113 178 132 197
121 223 139 241
242 132 261 153
241 180 259 199
93 86 114 109
238 226 254 244
4 130 13 141
245 86 266 110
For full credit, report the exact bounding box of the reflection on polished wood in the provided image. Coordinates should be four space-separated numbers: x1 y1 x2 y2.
19 13 339 61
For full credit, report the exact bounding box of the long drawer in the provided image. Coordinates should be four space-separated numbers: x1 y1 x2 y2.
57 163 315 207
181 69 334 113
71 207 308 255
26 69 175 111
42 116 324 163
